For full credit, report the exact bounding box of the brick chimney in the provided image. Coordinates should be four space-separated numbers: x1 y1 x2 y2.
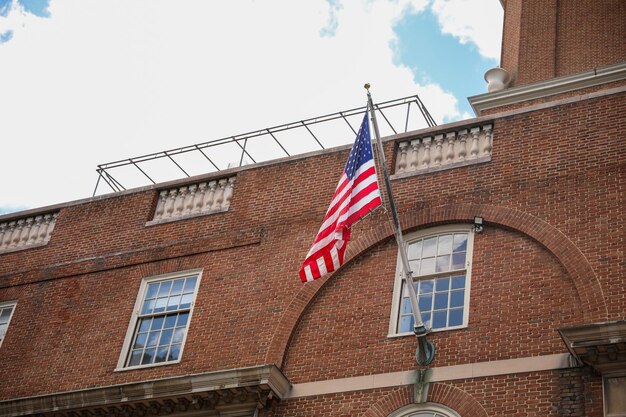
500 0 626 87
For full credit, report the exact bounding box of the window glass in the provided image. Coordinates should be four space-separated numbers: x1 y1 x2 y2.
122 273 200 369
0 302 16 347
393 228 472 334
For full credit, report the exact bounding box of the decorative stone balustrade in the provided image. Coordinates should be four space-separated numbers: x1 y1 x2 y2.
0 211 59 253
394 124 493 176
150 176 236 223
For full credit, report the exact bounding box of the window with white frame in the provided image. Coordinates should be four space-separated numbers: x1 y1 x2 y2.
387 403 461 417
117 270 201 369
389 225 473 335
0 301 17 348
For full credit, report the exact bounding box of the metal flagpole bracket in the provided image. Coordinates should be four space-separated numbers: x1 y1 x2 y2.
365 83 436 368
414 367 432 403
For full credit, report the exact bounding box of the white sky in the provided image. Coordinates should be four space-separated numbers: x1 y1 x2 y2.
0 0 503 212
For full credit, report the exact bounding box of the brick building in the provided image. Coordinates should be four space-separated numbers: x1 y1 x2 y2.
0 1 624 416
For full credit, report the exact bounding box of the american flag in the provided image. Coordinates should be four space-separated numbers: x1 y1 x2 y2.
299 111 382 282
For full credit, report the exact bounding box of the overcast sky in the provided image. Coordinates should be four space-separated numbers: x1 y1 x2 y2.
0 0 503 214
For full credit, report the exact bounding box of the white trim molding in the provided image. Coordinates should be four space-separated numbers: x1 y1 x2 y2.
388 403 461 417
287 353 576 399
468 61 626 115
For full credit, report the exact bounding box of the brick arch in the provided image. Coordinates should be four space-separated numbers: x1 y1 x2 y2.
264 203 606 366
360 386 413 417
137 253 210 278
358 384 487 417
427 383 490 417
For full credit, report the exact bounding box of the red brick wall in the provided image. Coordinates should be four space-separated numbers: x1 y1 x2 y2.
500 0 521 83
0 91 623 415
502 0 558 87
283 227 582 383
501 0 626 87
556 0 626 77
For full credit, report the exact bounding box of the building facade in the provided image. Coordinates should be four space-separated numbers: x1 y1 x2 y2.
1 1 625 416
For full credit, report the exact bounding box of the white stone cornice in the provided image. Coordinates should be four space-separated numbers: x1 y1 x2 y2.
469 61 626 115
0 365 290 417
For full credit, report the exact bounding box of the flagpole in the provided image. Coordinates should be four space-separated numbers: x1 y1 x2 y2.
365 83 435 366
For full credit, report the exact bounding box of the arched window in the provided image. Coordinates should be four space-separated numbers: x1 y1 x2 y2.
388 403 461 417
388 225 474 336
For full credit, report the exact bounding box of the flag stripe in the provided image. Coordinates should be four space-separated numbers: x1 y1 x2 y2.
299 111 382 282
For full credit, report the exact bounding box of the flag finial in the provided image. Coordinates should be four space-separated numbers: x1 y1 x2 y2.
364 83 370 91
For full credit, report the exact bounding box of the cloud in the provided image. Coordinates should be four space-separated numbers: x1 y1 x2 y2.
0 0 11 17
320 0 342 37
430 0 503 61
0 29 12 42
0 0 472 210
18 0 50 17
0 0 50 44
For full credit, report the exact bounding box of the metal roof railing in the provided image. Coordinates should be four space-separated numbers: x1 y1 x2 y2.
93 94 436 196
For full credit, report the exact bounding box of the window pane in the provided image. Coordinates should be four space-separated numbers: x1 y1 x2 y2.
451 275 465 289
409 260 420 276
169 344 182 361
155 346 169 363
141 299 155 315
419 280 434 294
0 307 12 322
154 297 167 313
407 241 422 259
438 234 453 254
421 257 436 275
450 290 465 308
145 283 159 300
435 277 450 291
164 314 177 329
128 350 142 366
452 252 466 270
177 312 189 327
179 294 193 309
172 328 185 344
419 295 432 311
449 308 463 326
422 237 437 257
159 329 173 346
432 311 447 328
133 333 147 349
183 277 197 293
399 315 413 333
434 292 448 310
146 331 159 347
138 318 152 332
170 279 185 295
151 316 164 331
421 312 431 328
453 234 467 252
167 295 181 311
401 298 412 314
0 325 7 339
436 255 450 272
158 281 172 297
142 348 155 365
